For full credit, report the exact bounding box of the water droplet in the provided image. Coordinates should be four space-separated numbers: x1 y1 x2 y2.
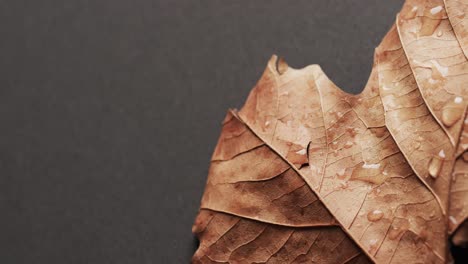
431 60 448 77
388 226 401 240
344 141 353 149
369 238 379 251
442 100 464 127
296 149 306 155
339 181 348 189
350 162 386 184
362 163 381 169
430 6 443 15
428 155 443 178
371 127 386 138
336 168 346 179
418 229 429 242
438 149 446 158
382 85 392 91
367 210 384 222
449 216 457 225
374 188 381 195
402 6 418 19
331 141 338 150
264 121 270 127
436 30 443 37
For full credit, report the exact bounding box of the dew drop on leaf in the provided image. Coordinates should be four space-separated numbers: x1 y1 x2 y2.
367 210 384 222
336 168 346 179
344 141 353 149
441 98 464 127
428 155 444 178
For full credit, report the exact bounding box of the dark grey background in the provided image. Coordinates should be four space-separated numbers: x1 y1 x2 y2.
1 0 463 263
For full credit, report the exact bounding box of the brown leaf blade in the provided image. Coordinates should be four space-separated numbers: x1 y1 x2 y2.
193 0 468 262
201 111 336 227
193 111 373 262
192 210 371 264
445 0 468 58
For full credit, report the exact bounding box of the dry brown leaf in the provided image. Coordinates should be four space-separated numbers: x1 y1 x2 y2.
193 0 468 263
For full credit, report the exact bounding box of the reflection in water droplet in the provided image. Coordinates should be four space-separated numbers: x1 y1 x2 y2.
436 30 443 37
428 155 443 178
367 210 384 222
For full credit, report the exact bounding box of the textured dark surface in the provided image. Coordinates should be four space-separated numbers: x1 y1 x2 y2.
1 0 447 263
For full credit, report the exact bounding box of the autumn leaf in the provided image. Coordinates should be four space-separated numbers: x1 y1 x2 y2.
192 0 468 263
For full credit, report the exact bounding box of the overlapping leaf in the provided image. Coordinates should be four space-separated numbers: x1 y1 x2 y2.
193 0 467 262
